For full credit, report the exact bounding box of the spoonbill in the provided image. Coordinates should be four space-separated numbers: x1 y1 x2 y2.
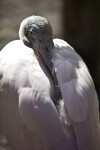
0 15 100 150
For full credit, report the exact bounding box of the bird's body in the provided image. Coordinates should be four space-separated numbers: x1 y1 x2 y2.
0 40 52 150
0 40 77 150
0 15 100 150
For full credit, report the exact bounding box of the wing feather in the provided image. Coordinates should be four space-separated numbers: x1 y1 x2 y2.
54 39 93 122
18 87 69 150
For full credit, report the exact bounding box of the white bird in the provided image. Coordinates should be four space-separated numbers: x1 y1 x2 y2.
0 16 76 150
0 15 100 150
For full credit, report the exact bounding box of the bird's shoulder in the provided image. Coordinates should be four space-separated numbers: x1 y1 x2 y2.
0 40 34 60
0 40 52 92
53 38 82 67
0 40 35 81
53 39 86 83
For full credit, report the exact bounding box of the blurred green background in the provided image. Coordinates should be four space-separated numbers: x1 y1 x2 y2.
0 0 100 149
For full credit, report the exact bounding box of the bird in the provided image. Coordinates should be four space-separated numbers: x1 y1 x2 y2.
0 16 77 150
19 15 100 150
0 15 99 150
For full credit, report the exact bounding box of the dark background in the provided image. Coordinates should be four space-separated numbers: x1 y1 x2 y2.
0 0 100 149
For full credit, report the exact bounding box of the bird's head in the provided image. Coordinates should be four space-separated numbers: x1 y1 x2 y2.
19 15 54 72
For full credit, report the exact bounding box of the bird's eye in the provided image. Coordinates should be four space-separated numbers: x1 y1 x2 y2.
29 31 34 37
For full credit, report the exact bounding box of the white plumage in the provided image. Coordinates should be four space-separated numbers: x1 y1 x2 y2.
53 39 100 150
0 16 100 150
0 40 76 150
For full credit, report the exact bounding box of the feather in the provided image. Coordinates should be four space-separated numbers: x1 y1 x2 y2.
54 38 100 150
